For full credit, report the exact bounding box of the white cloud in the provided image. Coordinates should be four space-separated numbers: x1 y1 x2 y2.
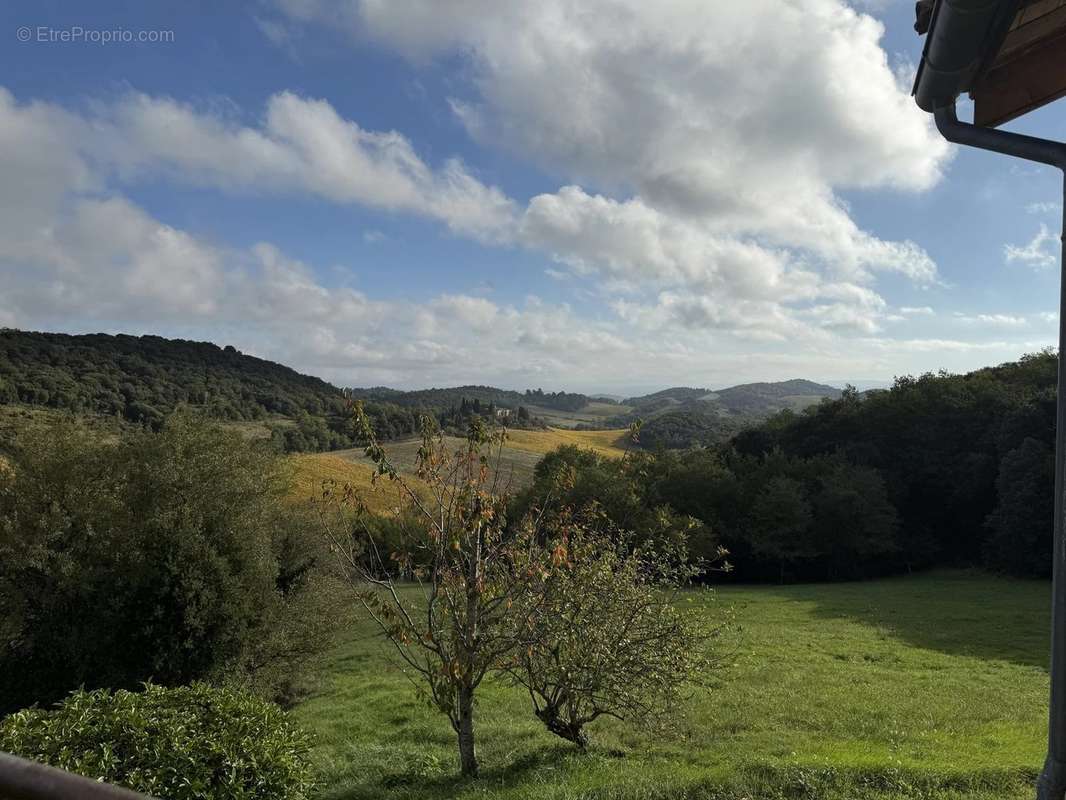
101 91 517 241
955 313 1029 328
899 306 934 316
70 82 934 339
1005 225 1059 269
343 2 945 186
520 186 812 298
267 0 946 297
1027 201 1062 215
0 0 1040 394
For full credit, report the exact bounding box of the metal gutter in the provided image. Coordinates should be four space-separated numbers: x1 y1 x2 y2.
913 0 1021 112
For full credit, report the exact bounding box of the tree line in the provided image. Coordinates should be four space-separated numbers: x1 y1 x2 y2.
530 351 1059 581
350 384 590 413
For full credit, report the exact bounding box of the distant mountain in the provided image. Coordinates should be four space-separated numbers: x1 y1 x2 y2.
618 379 842 449
624 387 711 406
625 379 840 418
713 378 842 415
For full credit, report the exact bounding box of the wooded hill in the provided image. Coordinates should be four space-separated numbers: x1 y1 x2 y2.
0 330 590 450
624 379 841 417
525 351 1060 580
608 379 842 448
0 330 345 423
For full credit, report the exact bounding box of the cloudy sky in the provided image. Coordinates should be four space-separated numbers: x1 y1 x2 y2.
2 0 1064 394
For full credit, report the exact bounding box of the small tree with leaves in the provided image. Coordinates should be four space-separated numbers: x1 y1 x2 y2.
318 404 536 777
505 510 731 749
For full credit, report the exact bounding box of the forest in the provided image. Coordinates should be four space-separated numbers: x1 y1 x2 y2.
526 350 1057 581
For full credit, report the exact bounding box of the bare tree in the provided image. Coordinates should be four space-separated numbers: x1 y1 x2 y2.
318 404 535 777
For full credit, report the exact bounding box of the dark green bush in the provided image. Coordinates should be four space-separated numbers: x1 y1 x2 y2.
0 414 347 713
0 683 316 800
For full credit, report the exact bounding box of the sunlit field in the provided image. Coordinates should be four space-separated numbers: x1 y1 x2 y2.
502 427 630 458
295 572 1048 800
287 453 425 514
296 427 631 498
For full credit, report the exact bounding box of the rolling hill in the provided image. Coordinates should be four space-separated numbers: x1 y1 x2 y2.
1 328 841 453
624 378 841 418
615 379 842 449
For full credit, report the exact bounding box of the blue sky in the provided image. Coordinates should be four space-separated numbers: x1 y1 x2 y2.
1 0 1063 394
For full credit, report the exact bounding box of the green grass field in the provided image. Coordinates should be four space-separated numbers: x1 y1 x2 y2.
294 571 1050 799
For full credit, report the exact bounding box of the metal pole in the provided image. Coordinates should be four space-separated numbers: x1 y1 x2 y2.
931 101 1066 800
1039 176 1066 800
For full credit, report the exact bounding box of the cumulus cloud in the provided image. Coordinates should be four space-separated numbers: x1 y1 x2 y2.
1 0 1039 391
250 0 949 338
274 0 947 282
520 186 812 298
52 79 931 340
100 91 517 241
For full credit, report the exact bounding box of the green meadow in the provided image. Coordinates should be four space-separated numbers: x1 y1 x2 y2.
295 571 1050 800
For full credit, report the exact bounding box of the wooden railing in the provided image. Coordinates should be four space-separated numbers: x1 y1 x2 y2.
0 752 152 800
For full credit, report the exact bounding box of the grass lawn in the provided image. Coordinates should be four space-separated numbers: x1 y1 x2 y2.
294 571 1050 799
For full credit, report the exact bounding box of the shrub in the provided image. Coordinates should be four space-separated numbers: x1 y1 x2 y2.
507 517 730 748
0 683 316 800
0 414 347 713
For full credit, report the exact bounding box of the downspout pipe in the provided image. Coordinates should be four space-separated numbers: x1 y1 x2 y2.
935 100 1066 800
932 103 1066 166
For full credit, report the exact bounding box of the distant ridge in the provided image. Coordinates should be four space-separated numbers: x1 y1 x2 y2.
1 329 841 451
625 378 841 418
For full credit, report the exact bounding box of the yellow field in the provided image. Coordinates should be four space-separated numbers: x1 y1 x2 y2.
288 427 629 515
503 426 630 458
286 453 426 515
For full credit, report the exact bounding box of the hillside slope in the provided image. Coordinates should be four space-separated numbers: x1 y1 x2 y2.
1 328 838 453
0 329 346 423
615 379 841 449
